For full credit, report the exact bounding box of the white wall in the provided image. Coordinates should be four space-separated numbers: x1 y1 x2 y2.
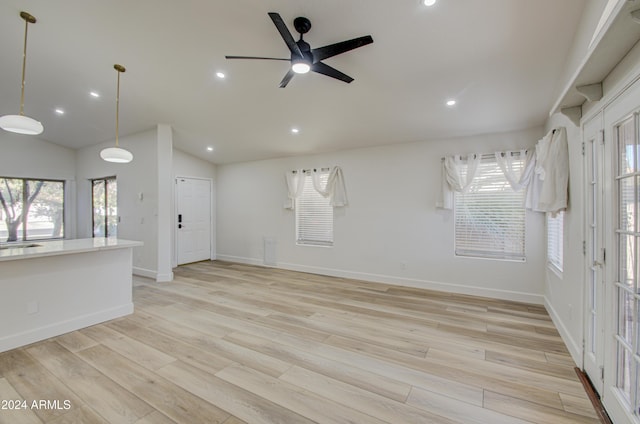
76 128 161 278
0 133 77 239
217 127 546 303
543 113 584 364
172 147 217 266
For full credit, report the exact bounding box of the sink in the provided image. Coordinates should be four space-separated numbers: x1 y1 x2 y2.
0 243 41 250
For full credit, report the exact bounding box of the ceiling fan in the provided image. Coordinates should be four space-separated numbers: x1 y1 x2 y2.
225 12 373 88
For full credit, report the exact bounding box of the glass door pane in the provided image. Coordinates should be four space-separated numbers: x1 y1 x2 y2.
92 180 106 237
615 115 640 417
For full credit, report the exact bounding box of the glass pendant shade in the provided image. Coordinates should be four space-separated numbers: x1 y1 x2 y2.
100 147 133 163
0 114 43 135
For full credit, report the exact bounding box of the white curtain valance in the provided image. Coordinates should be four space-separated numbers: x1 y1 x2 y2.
437 153 481 210
284 166 348 209
284 169 306 209
436 127 568 214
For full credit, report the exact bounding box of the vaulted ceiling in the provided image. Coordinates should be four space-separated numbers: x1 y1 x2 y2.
0 0 586 164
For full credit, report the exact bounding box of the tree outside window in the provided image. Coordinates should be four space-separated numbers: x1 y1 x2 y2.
0 178 65 242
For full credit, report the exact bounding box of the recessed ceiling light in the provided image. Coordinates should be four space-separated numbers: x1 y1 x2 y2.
446 99 457 107
291 128 300 134
423 0 437 6
206 146 214 152
216 72 225 79
55 108 65 115
89 91 100 98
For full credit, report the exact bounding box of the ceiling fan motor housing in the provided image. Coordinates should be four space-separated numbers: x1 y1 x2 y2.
293 17 312 35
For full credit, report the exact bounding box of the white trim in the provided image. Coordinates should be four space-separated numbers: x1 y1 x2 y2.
133 267 156 279
216 254 543 304
0 304 133 353
545 295 582 368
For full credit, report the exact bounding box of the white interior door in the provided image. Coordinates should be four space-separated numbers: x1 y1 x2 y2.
583 112 606 394
176 177 212 265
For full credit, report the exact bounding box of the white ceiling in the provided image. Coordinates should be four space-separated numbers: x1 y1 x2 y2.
0 0 586 164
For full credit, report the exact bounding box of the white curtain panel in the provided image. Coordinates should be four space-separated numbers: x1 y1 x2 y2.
284 169 306 209
534 127 569 215
312 166 348 207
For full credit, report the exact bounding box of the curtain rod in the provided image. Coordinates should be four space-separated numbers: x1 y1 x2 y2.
440 150 529 162
291 167 331 174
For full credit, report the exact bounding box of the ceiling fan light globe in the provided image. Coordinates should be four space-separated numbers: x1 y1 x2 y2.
292 62 311 74
0 114 44 135
100 147 133 163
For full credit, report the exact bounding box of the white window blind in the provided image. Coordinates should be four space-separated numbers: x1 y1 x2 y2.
454 155 526 261
547 211 564 272
296 172 333 246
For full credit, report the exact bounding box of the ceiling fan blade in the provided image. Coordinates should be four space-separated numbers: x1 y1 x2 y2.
311 62 354 84
279 69 296 88
312 35 373 62
268 12 303 58
225 55 290 61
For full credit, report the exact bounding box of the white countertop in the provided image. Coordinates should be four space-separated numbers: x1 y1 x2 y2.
0 238 143 262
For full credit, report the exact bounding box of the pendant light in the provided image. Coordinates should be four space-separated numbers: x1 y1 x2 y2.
100 64 133 163
0 11 44 135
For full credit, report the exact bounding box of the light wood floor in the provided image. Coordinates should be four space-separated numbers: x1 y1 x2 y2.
0 261 599 424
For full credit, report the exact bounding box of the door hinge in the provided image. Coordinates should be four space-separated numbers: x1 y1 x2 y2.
600 366 605 381
602 248 606 264
581 142 585 156
583 241 586 255
598 129 605 144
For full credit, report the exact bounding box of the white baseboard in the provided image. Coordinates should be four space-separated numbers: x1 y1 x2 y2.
133 267 174 283
133 267 156 279
215 254 544 305
0 304 133 353
544 296 582 368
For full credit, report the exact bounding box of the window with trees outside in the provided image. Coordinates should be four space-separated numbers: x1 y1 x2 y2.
0 178 65 242
454 156 526 261
92 177 118 238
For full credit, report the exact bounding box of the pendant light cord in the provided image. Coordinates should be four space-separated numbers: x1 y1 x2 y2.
19 14 31 117
115 68 121 147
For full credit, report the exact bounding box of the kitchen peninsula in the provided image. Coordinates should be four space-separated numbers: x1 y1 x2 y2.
0 238 142 352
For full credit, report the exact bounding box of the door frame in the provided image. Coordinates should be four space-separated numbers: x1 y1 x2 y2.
173 176 214 268
582 112 606 394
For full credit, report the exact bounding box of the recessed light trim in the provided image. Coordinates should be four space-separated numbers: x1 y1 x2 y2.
446 99 457 107
206 146 214 152
423 0 437 6
89 91 100 98
291 128 300 134
55 108 65 115
216 72 226 79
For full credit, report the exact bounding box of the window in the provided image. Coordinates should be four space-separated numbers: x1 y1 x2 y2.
92 177 118 238
454 155 526 261
0 177 65 242
547 211 564 272
296 171 333 246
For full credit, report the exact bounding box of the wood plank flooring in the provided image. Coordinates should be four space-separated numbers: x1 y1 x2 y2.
0 261 600 423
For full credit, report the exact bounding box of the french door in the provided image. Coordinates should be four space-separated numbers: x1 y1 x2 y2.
601 77 640 424
583 113 605 394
